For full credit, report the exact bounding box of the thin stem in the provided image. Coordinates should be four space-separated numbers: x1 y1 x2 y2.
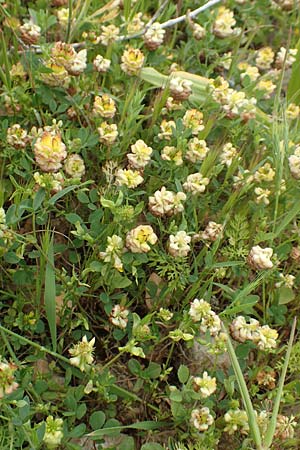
222 323 263 449
263 317 297 448
0 323 70 365
66 0 73 43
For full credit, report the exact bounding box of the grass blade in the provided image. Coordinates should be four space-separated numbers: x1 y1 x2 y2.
222 324 263 449
263 317 297 448
44 235 57 352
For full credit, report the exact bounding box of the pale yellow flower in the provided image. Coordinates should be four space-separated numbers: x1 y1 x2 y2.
248 245 273 269
115 168 143 188
34 132 67 172
183 173 210 195
69 335 95 372
127 139 153 169
43 416 64 449
168 230 191 257
182 109 204 135
121 47 145 75
98 122 118 145
93 94 116 118
190 407 214 431
126 225 158 253
64 154 85 178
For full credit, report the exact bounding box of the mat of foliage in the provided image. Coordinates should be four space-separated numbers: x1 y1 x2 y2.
0 0 300 449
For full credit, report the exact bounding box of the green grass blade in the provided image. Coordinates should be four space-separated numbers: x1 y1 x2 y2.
274 201 300 238
44 235 57 352
287 38 300 104
263 317 297 448
222 324 263 449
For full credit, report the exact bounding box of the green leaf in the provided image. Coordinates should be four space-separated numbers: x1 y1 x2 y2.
33 189 46 211
222 324 262 448
89 411 106 430
177 365 190 384
263 318 297 448
88 421 170 439
141 444 164 450
287 38 300 104
44 236 57 352
68 423 86 438
65 213 82 224
278 286 295 305
48 182 92 205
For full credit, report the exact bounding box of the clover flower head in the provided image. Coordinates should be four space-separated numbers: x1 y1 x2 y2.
43 415 64 449
256 47 275 70
99 24 120 46
127 13 144 35
69 335 95 372
254 163 275 182
98 122 118 145
192 371 217 398
224 408 249 435
190 407 214 431
100 235 125 272
256 79 276 99
256 325 278 350
202 221 223 242
200 310 221 336
192 23 206 40
182 109 204 135
126 225 158 253
64 154 85 178
93 55 111 73
230 316 260 343
149 187 186 216
183 172 210 195
289 152 300 179
168 230 191 257
158 119 176 140
275 47 297 69
286 103 300 120
20 21 41 45
161 146 183 165
109 304 129 329
248 245 273 270
7 124 28 149
34 131 67 172
121 47 145 75
186 138 209 163
189 298 211 322
34 171 64 193
93 94 116 118
144 22 165 50
127 139 153 169
254 187 271 205
115 168 144 188
170 77 193 101
213 6 236 38
0 359 18 398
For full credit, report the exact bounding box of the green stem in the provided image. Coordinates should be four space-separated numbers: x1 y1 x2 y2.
66 0 73 42
222 323 263 449
263 317 297 448
101 349 126 370
0 323 70 365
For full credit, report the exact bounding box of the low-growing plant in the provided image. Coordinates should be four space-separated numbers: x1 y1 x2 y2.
0 0 300 449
